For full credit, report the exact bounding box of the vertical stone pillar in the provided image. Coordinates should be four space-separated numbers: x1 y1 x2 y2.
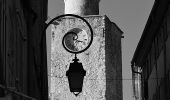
64 0 100 15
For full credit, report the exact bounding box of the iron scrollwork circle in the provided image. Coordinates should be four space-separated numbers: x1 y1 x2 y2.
61 14 93 54
45 14 93 54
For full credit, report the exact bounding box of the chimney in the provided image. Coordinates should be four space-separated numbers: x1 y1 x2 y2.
64 0 100 15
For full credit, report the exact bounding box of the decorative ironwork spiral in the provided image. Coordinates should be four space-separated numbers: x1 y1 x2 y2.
61 14 93 54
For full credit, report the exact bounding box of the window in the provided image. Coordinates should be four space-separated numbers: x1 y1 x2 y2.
0 1 5 97
0 54 5 97
144 81 148 100
151 42 155 67
163 17 168 41
154 35 159 59
167 5 170 37
169 71 170 99
158 27 164 53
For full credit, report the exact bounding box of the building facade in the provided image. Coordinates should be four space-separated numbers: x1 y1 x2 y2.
131 0 170 100
0 0 48 99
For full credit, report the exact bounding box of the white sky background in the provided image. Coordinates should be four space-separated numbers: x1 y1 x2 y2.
47 0 155 100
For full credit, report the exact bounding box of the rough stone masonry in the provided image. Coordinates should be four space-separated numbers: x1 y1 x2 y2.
49 0 123 100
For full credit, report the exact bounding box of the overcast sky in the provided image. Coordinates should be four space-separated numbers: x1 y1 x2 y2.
48 0 155 100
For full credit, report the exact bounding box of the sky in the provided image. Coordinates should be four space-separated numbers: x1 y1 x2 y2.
48 0 155 100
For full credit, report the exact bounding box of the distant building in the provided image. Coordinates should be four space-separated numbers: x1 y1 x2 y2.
0 0 48 99
132 67 142 100
131 0 170 100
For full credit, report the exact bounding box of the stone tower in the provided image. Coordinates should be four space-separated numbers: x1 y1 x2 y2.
64 0 100 15
49 0 123 100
